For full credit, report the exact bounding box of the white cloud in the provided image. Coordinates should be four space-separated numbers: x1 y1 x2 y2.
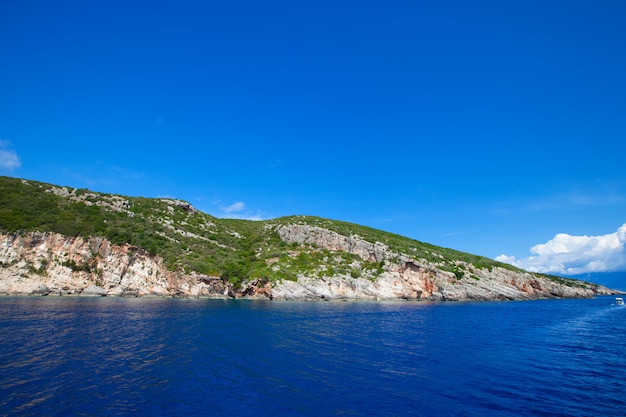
220 201 246 213
210 200 265 221
496 224 626 275
0 141 21 171
224 213 265 221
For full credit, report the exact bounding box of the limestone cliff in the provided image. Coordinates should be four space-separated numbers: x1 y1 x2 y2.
0 229 615 300
0 232 230 298
269 224 615 300
0 176 618 300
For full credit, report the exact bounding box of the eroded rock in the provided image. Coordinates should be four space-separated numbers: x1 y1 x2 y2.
0 230 616 301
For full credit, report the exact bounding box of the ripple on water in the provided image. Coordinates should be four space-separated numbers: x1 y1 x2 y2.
0 297 625 416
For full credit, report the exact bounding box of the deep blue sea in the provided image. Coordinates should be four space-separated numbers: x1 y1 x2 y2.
1 296 624 416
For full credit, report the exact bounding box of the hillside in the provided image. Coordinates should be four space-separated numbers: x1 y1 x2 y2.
0 176 617 300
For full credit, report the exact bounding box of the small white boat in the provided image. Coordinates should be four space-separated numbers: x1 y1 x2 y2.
616 297 624 306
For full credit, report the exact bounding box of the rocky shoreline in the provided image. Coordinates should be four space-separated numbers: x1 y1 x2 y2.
0 231 619 301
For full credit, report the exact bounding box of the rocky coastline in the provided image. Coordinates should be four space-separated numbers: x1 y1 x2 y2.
0 231 618 301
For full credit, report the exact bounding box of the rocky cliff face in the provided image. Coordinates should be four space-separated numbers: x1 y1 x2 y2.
271 224 615 300
0 228 616 300
0 232 230 298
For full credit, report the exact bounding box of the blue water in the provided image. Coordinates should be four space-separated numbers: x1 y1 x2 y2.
0 297 624 416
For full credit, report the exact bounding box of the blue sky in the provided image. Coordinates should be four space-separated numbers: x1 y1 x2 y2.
1 1 625 281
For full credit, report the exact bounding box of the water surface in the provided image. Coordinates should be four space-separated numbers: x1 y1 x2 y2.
1 296 624 416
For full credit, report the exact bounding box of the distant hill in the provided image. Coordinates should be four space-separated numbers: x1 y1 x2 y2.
566 272 626 292
0 176 619 300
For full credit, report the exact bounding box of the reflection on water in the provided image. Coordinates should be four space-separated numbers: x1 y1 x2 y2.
0 297 624 416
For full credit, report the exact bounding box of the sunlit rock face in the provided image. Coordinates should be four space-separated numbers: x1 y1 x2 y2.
0 229 616 300
270 224 615 301
0 232 227 298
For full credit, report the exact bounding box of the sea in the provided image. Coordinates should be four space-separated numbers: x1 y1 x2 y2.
0 296 624 417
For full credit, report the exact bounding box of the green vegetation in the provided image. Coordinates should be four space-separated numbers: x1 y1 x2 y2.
270 215 519 274
538 273 591 289
0 176 530 287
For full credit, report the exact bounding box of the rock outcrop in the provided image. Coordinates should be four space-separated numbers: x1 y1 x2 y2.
275 223 390 262
0 232 229 298
270 224 615 300
270 263 607 301
0 229 617 300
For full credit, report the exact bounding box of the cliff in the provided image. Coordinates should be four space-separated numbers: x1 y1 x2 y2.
269 224 615 300
0 176 618 300
0 228 614 300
